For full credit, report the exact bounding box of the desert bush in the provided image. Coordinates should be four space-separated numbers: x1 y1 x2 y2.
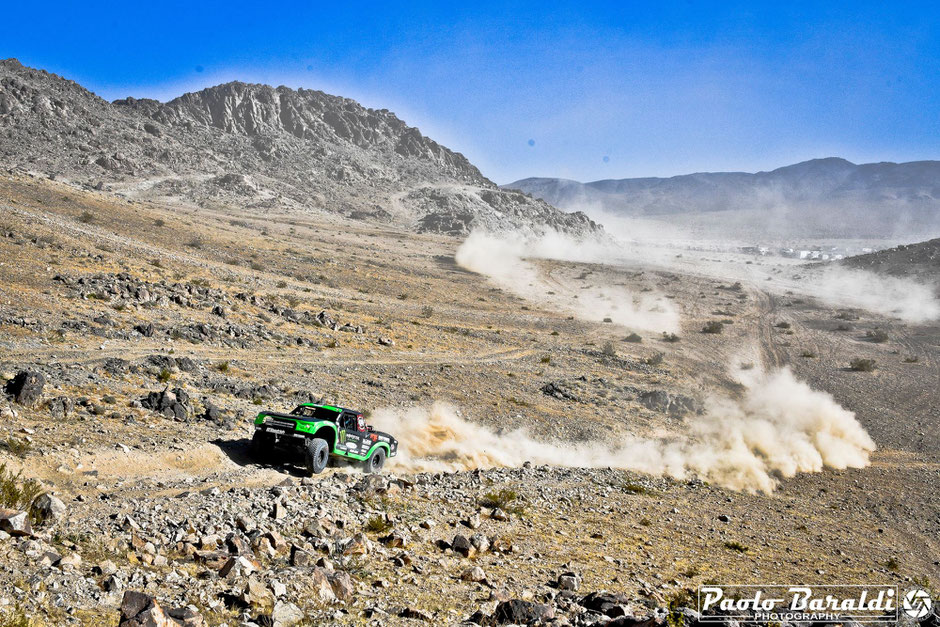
0 463 42 510
276 280 287 288
421 305 434 318
724 541 748 553
702 321 724 334
480 489 525 515
904 355 919 363
624 333 642 343
154 218 165 227
662 332 680 343
849 358 876 372
157 368 172 383
364 515 392 533
77 211 94 224
866 329 889 343
801 350 816 358
1 438 31 458
216 361 229 373
540 356 551 364
643 352 665 366
601 341 617 356
775 321 791 329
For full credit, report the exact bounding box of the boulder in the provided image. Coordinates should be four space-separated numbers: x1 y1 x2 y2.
270 601 304 627
451 534 475 557
31 493 67 525
46 396 74 420
119 590 203 627
5 370 45 405
329 570 355 601
492 599 555 624
0 509 33 537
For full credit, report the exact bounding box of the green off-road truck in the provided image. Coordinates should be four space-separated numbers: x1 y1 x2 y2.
252 403 398 475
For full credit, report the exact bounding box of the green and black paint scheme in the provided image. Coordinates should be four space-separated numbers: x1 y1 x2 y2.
252 403 397 475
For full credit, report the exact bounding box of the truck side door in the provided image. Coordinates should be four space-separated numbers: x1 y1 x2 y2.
339 411 363 455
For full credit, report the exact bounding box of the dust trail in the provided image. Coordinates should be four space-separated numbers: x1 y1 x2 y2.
454 230 680 333
571 208 940 324
373 368 875 493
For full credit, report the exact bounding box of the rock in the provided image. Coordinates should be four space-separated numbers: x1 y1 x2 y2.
134 322 155 337
580 591 633 617
399 607 433 621
5 370 45 405
270 601 304 627
289 545 314 566
379 529 408 548
31 493 67 525
470 533 490 553
241 576 274 608
193 550 229 570
638 389 697 416
165 607 205 627
219 555 257 579
557 572 581 591
342 532 370 555
58 552 82 568
270 580 287 598
464 513 482 529
490 507 509 521
225 532 252 555
310 567 336 602
378 337 394 346
119 590 203 627
0 509 33 537
141 386 192 421
95 559 119 576
329 570 355 601
492 599 555 624
451 534 475 557
461 566 487 583
46 396 74 419
717 514 731 523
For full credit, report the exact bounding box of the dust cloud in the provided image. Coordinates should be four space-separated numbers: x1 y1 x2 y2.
454 230 680 333
373 368 875 493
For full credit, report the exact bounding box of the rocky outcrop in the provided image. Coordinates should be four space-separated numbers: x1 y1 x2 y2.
0 58 597 236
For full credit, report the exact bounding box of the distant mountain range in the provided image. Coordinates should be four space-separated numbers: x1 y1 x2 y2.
0 59 595 236
507 158 940 239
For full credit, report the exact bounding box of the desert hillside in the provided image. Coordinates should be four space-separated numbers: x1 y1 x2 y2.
0 59 594 237
0 172 937 625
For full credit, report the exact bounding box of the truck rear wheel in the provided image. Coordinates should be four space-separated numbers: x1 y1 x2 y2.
304 438 329 475
364 447 386 474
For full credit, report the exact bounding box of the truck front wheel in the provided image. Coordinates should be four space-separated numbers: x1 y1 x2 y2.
364 447 386 474
304 438 330 475
251 431 273 463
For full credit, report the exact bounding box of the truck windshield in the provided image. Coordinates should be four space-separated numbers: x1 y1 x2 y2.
290 405 340 420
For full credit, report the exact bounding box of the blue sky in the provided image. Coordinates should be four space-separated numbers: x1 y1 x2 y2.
3 1 939 183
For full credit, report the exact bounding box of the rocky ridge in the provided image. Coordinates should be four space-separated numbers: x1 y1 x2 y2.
0 58 595 236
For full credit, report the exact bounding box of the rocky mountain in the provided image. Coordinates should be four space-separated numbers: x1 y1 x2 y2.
507 158 940 239
843 237 940 284
0 58 595 235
